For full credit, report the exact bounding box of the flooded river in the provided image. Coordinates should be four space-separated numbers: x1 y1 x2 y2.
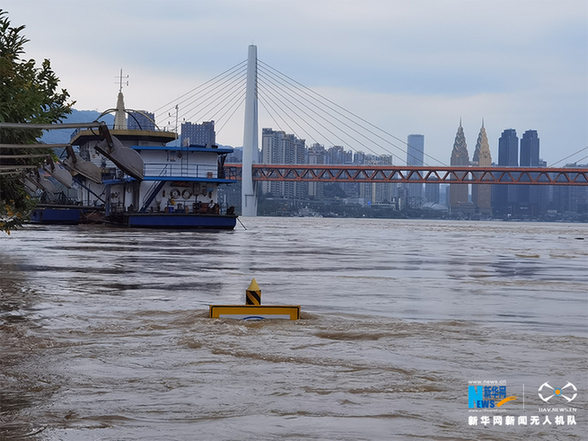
1 218 586 440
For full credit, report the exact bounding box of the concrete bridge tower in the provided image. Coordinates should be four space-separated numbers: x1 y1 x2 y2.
241 45 258 216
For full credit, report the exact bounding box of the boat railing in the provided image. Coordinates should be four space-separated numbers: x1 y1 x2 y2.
144 163 217 179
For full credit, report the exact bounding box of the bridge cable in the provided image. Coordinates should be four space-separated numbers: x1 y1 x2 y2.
259 63 403 163
157 66 246 139
259 60 447 167
154 59 246 116
258 93 348 166
258 67 400 164
177 66 246 120
180 68 246 126
258 72 366 164
258 70 390 165
259 61 433 167
169 66 246 126
259 59 443 166
214 93 247 137
550 146 588 167
156 63 246 133
258 92 347 166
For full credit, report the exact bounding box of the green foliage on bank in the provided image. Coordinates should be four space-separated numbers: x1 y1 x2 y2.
0 9 73 233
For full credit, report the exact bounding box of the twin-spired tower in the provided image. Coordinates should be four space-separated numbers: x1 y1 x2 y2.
472 122 492 214
450 121 492 214
449 121 470 210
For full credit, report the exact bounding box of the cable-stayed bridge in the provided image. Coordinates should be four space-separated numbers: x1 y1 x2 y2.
155 46 588 216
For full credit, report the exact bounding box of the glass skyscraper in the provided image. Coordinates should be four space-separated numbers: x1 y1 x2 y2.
493 129 518 215
519 130 542 215
407 134 424 206
520 130 540 166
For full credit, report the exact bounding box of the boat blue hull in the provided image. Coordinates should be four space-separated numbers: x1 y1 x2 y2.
30 208 81 225
124 213 237 229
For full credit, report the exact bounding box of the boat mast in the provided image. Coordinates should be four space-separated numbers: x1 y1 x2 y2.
114 69 129 130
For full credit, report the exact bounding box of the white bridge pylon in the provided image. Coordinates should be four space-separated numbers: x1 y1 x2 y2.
241 45 258 217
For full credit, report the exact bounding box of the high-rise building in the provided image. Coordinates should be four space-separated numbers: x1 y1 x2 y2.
325 145 352 165
449 122 470 211
127 110 156 131
493 129 518 215
354 151 366 164
180 121 216 147
520 130 540 166
359 154 394 205
498 129 519 166
519 130 542 216
550 163 588 214
472 122 492 215
406 134 424 206
407 134 424 166
308 143 326 198
425 179 440 204
261 128 306 198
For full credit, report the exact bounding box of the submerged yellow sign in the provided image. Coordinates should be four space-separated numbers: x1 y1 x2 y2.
209 305 300 320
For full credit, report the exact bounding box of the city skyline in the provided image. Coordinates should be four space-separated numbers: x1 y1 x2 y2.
228 119 585 216
3 0 586 167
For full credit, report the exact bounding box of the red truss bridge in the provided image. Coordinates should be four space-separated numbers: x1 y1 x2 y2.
224 164 588 186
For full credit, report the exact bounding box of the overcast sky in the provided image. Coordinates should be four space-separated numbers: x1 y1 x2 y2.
3 0 587 165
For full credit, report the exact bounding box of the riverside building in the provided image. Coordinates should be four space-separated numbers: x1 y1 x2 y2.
261 128 306 198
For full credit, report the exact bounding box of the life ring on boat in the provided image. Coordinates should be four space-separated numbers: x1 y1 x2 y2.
170 188 180 199
182 189 192 199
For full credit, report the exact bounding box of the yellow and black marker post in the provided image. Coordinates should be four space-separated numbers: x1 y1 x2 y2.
245 278 261 305
209 278 300 320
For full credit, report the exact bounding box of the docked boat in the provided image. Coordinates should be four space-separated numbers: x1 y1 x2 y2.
68 90 238 229
29 203 104 225
30 206 81 225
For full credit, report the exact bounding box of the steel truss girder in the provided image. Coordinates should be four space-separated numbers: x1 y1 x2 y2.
224 165 588 186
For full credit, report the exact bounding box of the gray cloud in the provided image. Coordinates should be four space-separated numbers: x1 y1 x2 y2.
3 0 587 164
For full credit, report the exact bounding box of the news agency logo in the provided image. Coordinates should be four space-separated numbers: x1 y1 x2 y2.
468 385 517 409
538 382 577 403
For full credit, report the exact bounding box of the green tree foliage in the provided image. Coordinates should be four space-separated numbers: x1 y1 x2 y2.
0 9 73 233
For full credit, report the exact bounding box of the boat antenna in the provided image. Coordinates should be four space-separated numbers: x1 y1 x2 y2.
175 104 179 146
116 69 129 93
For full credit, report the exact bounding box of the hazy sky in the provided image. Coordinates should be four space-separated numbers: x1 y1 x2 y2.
3 0 587 165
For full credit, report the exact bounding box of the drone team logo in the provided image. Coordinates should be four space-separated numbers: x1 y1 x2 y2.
538 382 577 403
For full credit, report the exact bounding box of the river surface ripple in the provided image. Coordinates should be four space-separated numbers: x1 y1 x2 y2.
1 218 586 440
